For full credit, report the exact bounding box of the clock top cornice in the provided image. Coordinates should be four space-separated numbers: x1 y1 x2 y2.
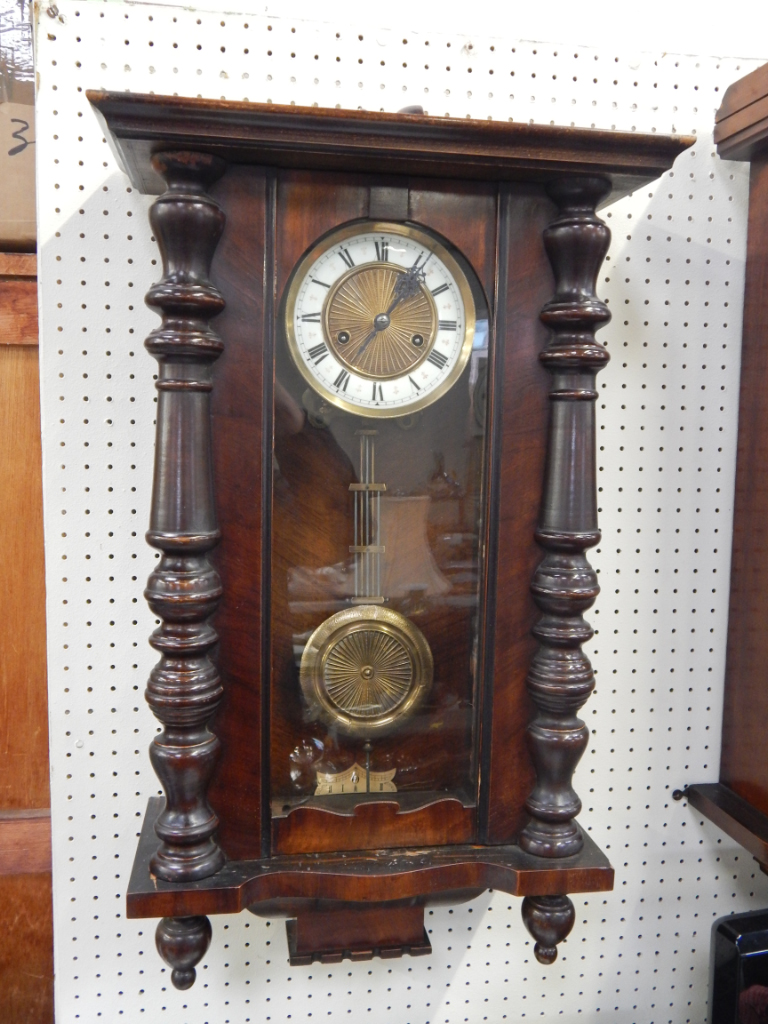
88 90 694 200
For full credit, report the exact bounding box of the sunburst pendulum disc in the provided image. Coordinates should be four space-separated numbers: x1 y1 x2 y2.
300 604 433 737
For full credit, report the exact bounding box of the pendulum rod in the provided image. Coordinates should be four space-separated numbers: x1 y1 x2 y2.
363 740 373 793
350 430 386 786
349 430 386 604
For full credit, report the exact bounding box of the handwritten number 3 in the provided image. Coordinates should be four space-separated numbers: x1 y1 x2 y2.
9 119 33 157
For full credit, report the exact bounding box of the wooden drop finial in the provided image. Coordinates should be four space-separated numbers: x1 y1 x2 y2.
156 915 213 990
522 895 576 964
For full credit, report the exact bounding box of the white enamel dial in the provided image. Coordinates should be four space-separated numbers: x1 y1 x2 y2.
284 221 476 418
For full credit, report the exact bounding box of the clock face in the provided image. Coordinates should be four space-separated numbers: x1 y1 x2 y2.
284 221 476 418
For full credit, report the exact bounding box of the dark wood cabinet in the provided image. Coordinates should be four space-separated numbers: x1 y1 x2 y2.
90 91 691 985
0 253 54 1024
687 63 768 871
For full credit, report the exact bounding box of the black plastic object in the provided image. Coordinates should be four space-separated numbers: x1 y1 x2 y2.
712 909 768 1023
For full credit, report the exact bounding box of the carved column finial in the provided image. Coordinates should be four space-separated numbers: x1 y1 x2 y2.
520 175 611 861
143 151 227 883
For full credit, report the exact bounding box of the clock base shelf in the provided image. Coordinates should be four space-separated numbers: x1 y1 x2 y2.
130 797 612 984
128 798 614 919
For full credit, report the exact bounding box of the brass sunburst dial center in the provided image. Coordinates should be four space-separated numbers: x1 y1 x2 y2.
324 263 437 380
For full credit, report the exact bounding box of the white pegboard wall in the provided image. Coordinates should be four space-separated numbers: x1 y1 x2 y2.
33 2 767 1022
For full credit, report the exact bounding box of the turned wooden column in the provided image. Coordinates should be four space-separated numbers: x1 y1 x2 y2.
519 175 611 963
143 151 227 884
520 175 610 859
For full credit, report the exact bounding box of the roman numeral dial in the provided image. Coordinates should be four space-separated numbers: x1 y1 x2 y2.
427 349 449 370
285 221 477 417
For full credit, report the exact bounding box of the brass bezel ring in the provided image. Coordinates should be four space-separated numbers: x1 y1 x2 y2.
284 220 477 419
299 604 433 738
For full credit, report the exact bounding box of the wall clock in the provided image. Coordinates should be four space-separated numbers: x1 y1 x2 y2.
89 91 692 988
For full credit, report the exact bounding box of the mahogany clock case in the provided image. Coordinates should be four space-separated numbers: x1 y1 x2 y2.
88 90 692 978
206 167 542 862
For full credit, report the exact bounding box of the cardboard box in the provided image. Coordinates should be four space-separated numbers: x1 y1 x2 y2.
0 0 35 251
0 98 35 250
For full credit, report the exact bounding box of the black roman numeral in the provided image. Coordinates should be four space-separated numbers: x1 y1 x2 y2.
334 369 350 391
371 382 384 402
338 248 355 269
300 312 322 323
374 239 389 262
438 319 457 331
408 376 421 391
431 283 449 297
312 278 331 288
427 350 449 370
307 342 328 364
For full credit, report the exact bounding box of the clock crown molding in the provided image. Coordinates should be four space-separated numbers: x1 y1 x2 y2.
87 91 694 201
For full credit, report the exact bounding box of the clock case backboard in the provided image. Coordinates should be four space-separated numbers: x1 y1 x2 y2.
88 91 692 977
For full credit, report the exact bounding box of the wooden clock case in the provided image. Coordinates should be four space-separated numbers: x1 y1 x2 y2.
88 91 691 988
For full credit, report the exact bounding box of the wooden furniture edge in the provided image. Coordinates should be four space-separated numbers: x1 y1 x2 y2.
86 90 694 199
0 253 37 276
687 783 768 869
716 62 768 123
126 798 613 919
715 63 768 161
0 808 52 875
0 251 39 345
714 110 768 161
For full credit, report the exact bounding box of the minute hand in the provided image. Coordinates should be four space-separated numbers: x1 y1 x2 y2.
387 264 425 313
